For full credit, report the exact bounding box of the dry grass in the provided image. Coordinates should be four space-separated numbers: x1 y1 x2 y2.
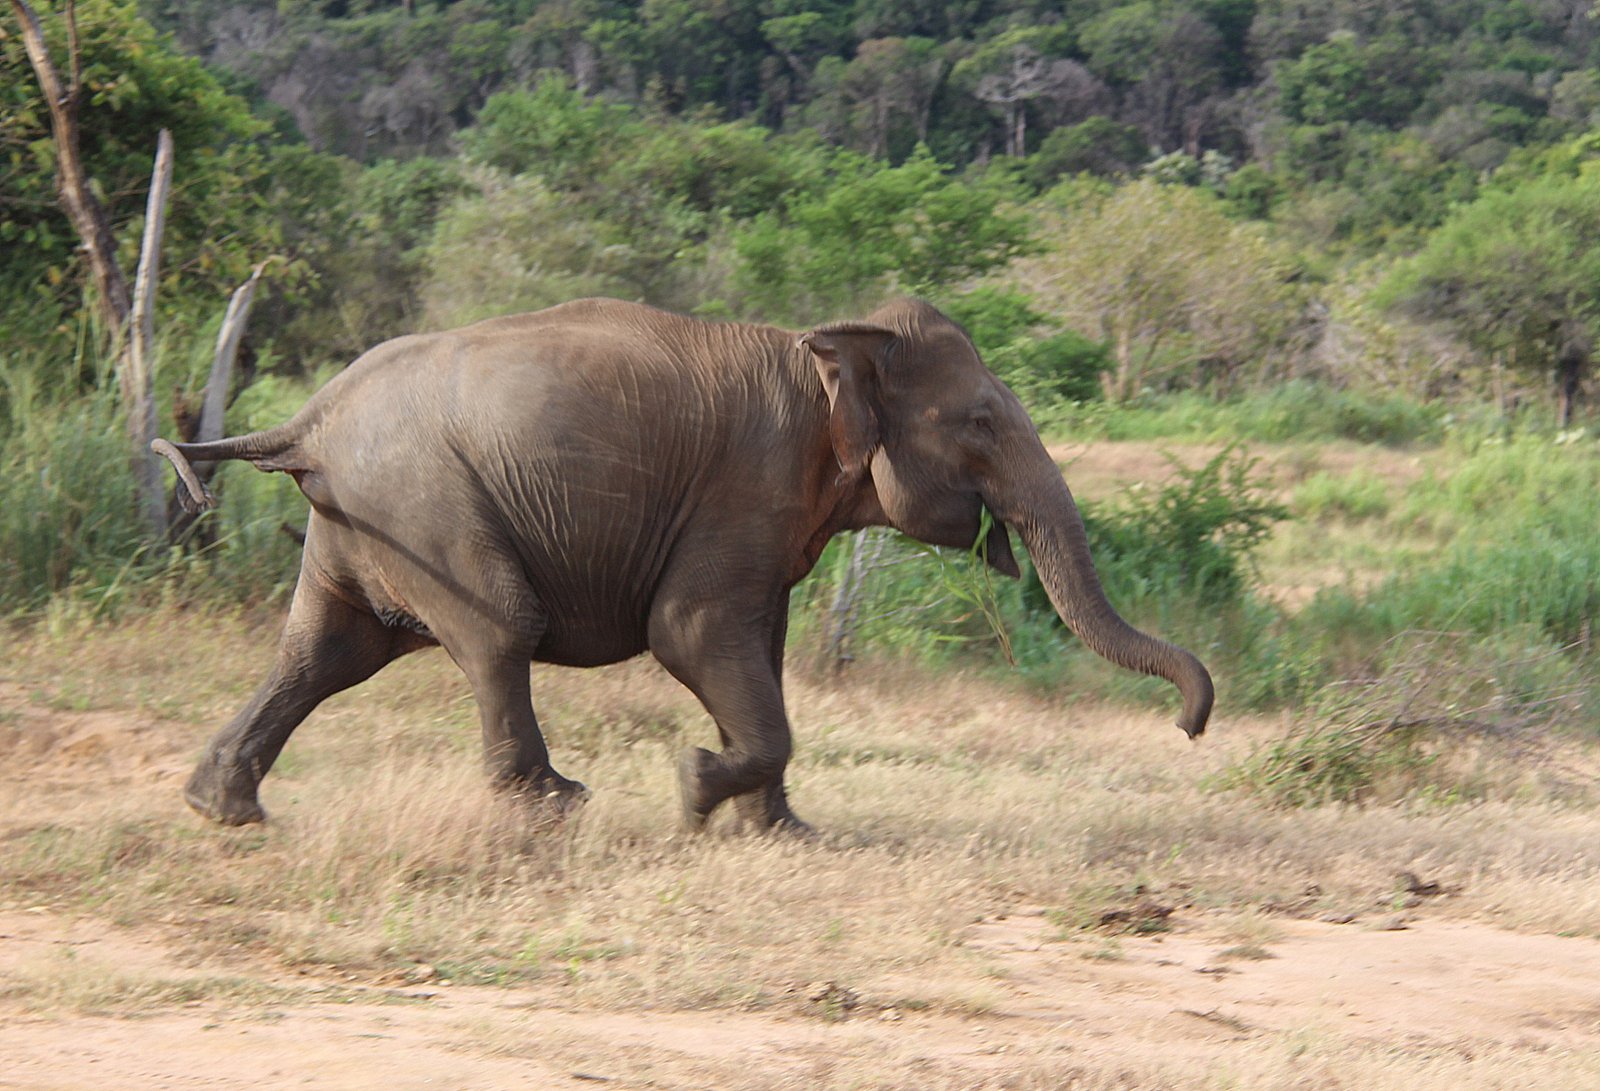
5 608 1600 1087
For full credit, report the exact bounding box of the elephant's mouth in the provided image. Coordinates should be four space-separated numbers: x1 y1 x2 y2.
978 507 1020 578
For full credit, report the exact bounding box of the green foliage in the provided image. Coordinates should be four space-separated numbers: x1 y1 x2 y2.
0 335 311 615
1338 436 1600 645
1024 447 1286 622
938 286 1107 411
1277 33 1432 128
1014 179 1305 399
2 0 271 322
1023 117 1148 189
731 147 1034 321
1377 169 1600 417
987 331 1108 409
1056 383 1447 447
936 286 1047 354
463 79 634 186
420 171 633 328
1291 471 1391 522
0 358 147 611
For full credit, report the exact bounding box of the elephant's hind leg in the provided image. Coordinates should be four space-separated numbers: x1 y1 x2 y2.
429 597 588 812
185 579 413 825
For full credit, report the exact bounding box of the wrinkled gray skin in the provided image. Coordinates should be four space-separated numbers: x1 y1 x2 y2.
154 298 1213 832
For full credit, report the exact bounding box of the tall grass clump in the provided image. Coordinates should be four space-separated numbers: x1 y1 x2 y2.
1291 469 1391 521
0 340 317 615
0 358 150 612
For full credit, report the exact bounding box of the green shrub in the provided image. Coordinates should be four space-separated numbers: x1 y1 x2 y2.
1213 629 1595 806
936 286 1047 353
1025 446 1288 615
988 331 1107 408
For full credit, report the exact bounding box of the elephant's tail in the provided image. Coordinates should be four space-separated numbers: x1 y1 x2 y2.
151 424 306 513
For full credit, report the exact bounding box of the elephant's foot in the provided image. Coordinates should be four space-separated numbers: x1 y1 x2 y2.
184 762 267 826
680 748 811 835
679 746 719 831
733 782 813 837
499 771 591 819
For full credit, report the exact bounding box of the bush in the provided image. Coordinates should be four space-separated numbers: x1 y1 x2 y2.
987 331 1107 409
1213 629 1594 806
1025 446 1287 616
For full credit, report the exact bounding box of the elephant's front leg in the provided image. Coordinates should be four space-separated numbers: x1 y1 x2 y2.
728 601 806 831
649 584 808 832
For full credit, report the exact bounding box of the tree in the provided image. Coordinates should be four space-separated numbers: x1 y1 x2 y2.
1023 116 1147 188
952 27 1095 158
1080 2 1224 153
730 147 1034 322
1012 178 1305 400
6 0 128 333
1379 168 1600 426
837 37 945 158
3 0 269 327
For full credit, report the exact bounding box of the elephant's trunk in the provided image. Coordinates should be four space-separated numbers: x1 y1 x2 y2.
995 447 1214 739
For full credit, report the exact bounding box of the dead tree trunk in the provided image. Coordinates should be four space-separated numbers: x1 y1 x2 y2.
168 261 267 540
198 262 265 445
821 529 892 672
123 129 174 538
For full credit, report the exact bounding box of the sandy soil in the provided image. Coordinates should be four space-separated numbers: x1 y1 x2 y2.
6 902 1600 1089
4 680 1600 1090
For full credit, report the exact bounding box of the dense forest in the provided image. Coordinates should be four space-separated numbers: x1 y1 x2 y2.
9 0 1600 393
10 0 1600 730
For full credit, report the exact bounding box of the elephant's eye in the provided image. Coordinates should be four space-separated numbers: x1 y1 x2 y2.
968 412 995 437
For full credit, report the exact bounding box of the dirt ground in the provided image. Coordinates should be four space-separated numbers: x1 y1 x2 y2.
4 676 1600 1090
6 903 1600 1090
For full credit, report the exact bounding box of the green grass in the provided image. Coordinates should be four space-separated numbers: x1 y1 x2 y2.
1038 382 1449 447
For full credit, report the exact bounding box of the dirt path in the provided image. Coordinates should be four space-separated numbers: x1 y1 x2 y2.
5 905 1600 1090
1043 438 1429 503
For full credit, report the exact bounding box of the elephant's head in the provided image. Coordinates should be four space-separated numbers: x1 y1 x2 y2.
800 299 1213 738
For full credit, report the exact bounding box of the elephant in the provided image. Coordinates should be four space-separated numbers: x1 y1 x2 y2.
153 297 1213 832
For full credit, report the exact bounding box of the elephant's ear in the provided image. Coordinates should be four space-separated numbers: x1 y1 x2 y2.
799 321 896 482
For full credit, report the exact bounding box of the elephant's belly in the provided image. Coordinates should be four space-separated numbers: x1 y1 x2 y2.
532 608 651 668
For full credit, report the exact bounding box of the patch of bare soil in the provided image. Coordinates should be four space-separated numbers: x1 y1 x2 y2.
4 905 1600 1090
1044 439 1428 504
